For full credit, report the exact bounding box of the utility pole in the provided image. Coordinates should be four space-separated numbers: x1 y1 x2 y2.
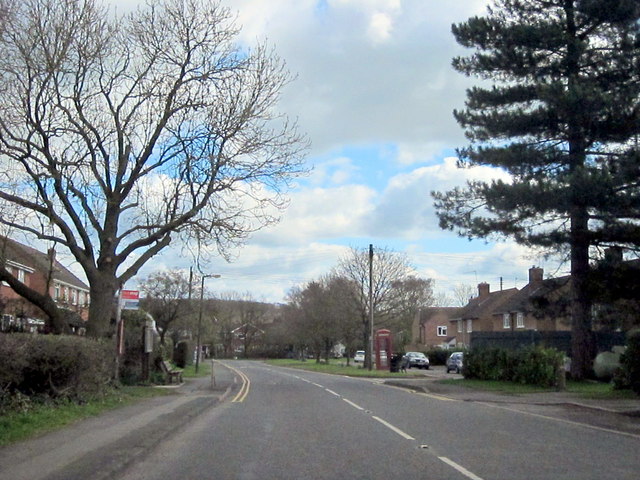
368 244 374 371
195 273 220 373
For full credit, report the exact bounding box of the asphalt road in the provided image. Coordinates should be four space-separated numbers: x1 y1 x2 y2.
117 361 640 480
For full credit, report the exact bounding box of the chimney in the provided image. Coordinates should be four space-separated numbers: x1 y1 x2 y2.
529 267 543 285
478 282 490 298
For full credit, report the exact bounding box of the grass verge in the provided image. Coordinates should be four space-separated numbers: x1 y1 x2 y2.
0 361 212 447
436 378 638 399
182 360 212 378
0 386 175 447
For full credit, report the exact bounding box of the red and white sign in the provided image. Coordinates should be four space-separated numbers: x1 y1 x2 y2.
121 290 139 310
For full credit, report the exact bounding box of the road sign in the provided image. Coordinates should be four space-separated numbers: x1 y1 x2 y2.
121 289 139 310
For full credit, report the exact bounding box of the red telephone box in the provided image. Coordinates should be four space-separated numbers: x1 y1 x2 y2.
375 329 393 370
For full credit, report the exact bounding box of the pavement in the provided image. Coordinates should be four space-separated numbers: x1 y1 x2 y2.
384 366 640 417
1 362 639 480
0 361 238 480
384 366 640 439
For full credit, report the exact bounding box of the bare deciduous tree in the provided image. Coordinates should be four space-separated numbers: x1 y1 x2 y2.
452 283 475 307
336 247 434 368
139 269 192 346
0 0 307 336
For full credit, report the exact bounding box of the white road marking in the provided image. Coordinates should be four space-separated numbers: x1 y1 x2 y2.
371 416 415 440
342 398 364 411
479 402 640 440
439 457 485 480
325 388 340 397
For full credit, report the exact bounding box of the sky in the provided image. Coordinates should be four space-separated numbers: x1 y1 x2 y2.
105 0 565 304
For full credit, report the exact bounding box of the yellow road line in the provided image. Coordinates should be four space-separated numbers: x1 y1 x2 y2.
221 362 251 403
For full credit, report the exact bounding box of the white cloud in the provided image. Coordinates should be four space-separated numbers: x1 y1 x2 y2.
364 157 510 240
100 0 560 306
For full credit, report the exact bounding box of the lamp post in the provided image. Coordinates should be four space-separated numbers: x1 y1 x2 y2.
195 273 220 373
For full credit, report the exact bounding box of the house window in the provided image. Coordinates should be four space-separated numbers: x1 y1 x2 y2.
516 312 525 328
503 313 511 329
466 319 472 333
71 290 77 305
54 284 60 299
437 326 447 337
17 269 25 282
63 287 68 301
457 320 462 333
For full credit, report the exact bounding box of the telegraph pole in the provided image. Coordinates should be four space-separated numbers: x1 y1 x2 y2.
368 244 374 371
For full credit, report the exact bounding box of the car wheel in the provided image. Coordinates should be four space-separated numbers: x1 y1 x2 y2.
456 367 460 374
425 365 429 370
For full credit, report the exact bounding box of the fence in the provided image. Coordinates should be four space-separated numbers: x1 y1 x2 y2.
469 330 626 356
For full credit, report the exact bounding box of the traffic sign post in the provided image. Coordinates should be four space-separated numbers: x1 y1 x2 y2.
114 289 140 383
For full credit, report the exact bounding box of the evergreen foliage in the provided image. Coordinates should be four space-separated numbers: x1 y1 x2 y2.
433 0 640 379
464 346 564 387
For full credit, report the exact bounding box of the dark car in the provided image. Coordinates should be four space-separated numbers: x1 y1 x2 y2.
403 351 430 369
446 352 464 374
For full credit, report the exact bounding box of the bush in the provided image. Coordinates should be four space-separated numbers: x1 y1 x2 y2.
425 348 451 366
464 346 563 387
615 329 640 394
464 347 514 381
0 333 113 409
119 311 167 385
512 347 563 387
174 340 193 368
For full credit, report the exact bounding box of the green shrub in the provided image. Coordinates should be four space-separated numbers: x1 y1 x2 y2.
119 311 167 385
0 333 113 409
512 347 563 387
173 340 192 368
464 346 563 387
615 330 640 394
425 348 455 366
464 347 514 381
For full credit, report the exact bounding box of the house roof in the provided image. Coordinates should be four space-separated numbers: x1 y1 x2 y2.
453 287 519 321
499 275 570 314
0 237 89 291
418 307 463 325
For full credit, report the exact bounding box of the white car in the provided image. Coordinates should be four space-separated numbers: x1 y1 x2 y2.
354 350 365 363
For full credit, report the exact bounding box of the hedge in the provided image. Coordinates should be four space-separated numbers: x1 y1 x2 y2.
0 333 113 408
614 329 640 394
464 346 564 387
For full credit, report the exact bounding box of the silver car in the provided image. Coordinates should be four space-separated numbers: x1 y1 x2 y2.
403 351 430 369
446 352 464 374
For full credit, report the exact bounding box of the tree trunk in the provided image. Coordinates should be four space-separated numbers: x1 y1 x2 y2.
86 276 118 338
570 216 594 380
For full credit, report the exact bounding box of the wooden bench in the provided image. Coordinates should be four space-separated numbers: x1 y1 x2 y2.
159 360 183 384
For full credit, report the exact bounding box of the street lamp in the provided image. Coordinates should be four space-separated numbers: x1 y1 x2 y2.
195 273 220 373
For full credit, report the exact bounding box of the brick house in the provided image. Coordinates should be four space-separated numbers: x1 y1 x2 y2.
410 307 462 351
449 283 519 347
0 237 90 333
495 267 572 333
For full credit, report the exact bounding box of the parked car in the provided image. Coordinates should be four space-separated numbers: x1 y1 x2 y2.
354 350 365 363
446 352 464 374
403 351 430 369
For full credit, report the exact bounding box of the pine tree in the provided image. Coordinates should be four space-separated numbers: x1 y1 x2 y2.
433 0 640 379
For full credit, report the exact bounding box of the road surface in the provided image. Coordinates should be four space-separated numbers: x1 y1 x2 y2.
117 361 640 480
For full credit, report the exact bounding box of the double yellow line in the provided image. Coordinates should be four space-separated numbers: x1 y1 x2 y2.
224 363 250 403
